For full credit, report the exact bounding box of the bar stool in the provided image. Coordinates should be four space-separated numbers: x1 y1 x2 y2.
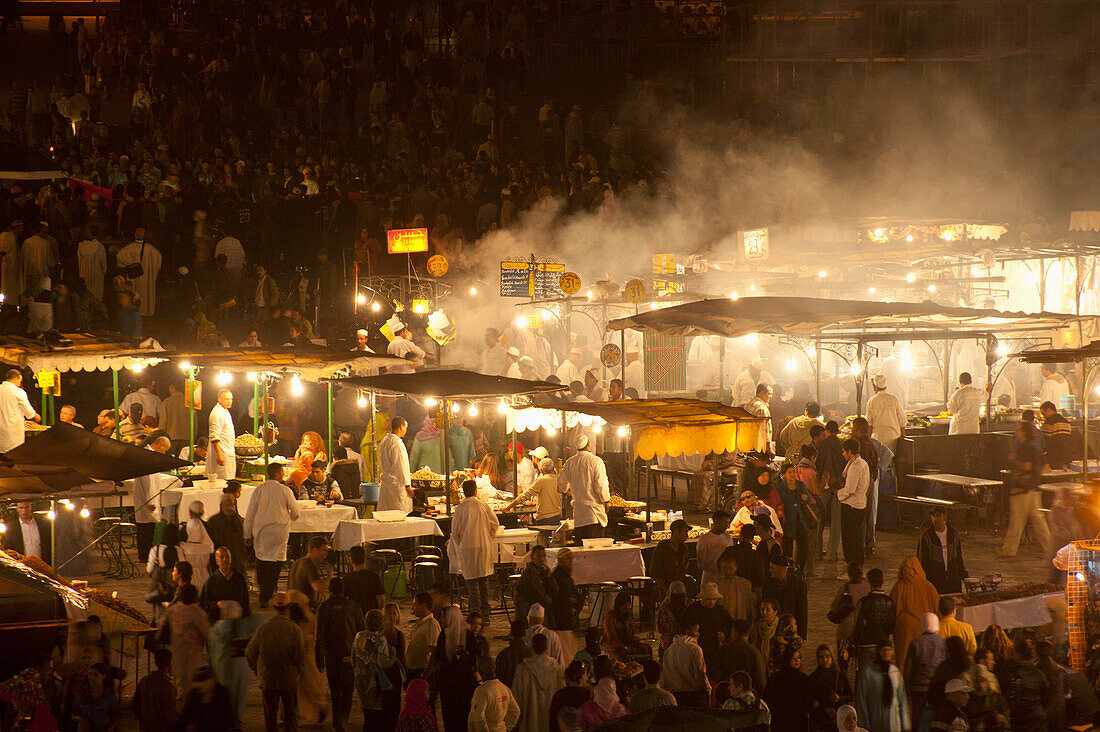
411 561 439 593
372 549 406 599
491 563 517 620
115 521 137 579
626 576 658 636
94 516 122 577
588 581 620 628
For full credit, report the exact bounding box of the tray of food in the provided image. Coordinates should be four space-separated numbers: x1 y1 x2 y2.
608 494 646 510
411 468 446 490
956 582 1061 606
234 433 264 457
24 420 48 433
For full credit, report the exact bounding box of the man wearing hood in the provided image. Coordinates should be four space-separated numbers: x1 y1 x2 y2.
511 632 564 732
1039 364 1070 407
904 612 946 724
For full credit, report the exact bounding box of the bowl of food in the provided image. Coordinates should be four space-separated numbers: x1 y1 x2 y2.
234 433 264 457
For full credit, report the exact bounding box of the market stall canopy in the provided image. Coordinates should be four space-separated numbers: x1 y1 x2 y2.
0 333 166 373
4 423 190 481
607 296 1089 340
0 465 108 497
520 398 766 459
1012 341 1100 364
0 141 67 181
330 369 568 399
166 348 403 380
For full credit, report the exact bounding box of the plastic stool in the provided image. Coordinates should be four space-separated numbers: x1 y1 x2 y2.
373 549 407 598
411 561 439 593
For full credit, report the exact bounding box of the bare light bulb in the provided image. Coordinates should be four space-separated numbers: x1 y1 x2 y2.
425 397 438 407
80 508 90 519
469 287 478 296
370 301 381 312
357 395 367 408
468 404 479 416
291 376 304 396
616 426 629 438
497 400 507 414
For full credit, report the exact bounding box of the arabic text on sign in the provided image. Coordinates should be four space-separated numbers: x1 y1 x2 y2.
742 228 769 261
387 228 429 254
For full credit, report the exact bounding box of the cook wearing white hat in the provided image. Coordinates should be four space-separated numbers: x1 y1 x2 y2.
865 370 906 453
530 445 550 460
872 374 887 389
386 319 432 374
353 329 374 352
507 346 521 357
558 429 610 539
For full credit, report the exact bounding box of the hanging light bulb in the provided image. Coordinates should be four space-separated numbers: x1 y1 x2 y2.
0 522 5 533
497 400 508 414
818 270 826 278
468 404 479 416
357 393 367 409
748 284 756 292
729 292 739 300
216 370 233 385
131 363 144 372
868 287 876 294
515 315 528 329
246 372 257 382
592 424 602 434
356 293 367 305
785 359 797 372
927 284 937 293
370 301 381 312
850 362 862 376
64 500 75 511
616 426 629 438
469 287 478 296
425 397 438 407
80 508 90 519
291 375 304 396
47 510 56 520
180 361 191 371
906 272 916 283
451 402 460 414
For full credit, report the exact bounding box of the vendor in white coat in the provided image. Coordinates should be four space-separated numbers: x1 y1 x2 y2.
557 434 610 539
244 463 301 607
378 416 413 513
450 479 500 622
207 388 237 479
947 372 987 435
387 321 434 374
0 369 39 453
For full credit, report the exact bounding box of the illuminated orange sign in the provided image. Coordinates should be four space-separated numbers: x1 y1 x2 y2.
386 228 429 254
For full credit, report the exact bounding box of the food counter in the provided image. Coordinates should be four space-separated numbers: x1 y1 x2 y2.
955 584 1063 632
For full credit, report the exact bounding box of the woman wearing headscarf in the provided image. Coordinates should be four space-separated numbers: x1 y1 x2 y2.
656 581 688 652
430 606 486 732
578 677 627 728
288 431 328 490
397 679 439 731
836 704 869 732
178 501 214 589
764 646 811 732
855 642 909 732
287 589 328 723
889 555 939 671
808 644 852 732
409 416 446 475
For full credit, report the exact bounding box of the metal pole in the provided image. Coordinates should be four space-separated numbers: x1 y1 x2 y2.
50 499 56 569
984 337 994 432
512 427 518 496
718 338 726 399
1085 363 1098 476
620 330 627 390
326 381 334 461
187 367 195 460
443 399 451 516
253 377 260 437
369 392 378 482
261 376 269 468
712 450 719 513
112 369 120 438
855 342 865 415
815 335 822 404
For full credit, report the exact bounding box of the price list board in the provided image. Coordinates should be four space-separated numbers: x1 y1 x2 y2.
499 261 565 298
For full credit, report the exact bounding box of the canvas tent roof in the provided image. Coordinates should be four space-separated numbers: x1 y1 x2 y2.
0 334 166 373
606 296 1086 340
0 141 67 181
166 348 402 380
1012 342 1100 364
330 369 568 399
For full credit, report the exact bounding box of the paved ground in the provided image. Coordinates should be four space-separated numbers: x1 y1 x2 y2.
73 512 1055 731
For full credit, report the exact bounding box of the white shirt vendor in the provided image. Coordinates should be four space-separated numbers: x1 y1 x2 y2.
207 390 237 479
947 379 985 435
866 376 907 452
557 434 610 529
0 374 38 453
378 425 413 513
244 477 301 562
20 516 43 559
451 493 500 581
387 323 427 374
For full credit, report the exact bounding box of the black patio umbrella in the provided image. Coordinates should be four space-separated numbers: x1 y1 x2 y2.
3 422 189 482
0 465 100 497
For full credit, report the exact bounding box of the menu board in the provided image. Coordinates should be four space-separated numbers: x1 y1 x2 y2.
500 261 566 298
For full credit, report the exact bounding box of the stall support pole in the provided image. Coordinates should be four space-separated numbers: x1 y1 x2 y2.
443 398 451 516
854 342 865 415
253 378 260 437
815 336 822 404
326 381 334 461
712 450 719 513
261 376 269 468
984 337 994 432
1084 363 1099 476
512 428 518 496
620 330 627 389
718 338 726 399
50 499 56 570
627 430 634 501
187 367 195 460
40 389 46 425
369 392 378 482
645 460 652 541
112 369 120 437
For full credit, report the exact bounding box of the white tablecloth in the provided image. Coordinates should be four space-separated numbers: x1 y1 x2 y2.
956 592 1063 632
163 483 257 518
332 517 444 550
497 528 541 564
546 545 646 585
291 503 357 533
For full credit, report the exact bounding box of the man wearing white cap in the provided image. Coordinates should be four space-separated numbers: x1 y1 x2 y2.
523 603 568 667
517 356 539 381
480 328 508 375
732 358 774 407
207 388 237 480
504 347 522 378
930 678 971 732
387 321 432 374
556 347 584 386
866 374 906 453
557 433 610 539
351 329 374 353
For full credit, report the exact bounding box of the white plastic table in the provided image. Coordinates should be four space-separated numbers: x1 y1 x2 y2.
546 544 646 585
332 517 444 550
